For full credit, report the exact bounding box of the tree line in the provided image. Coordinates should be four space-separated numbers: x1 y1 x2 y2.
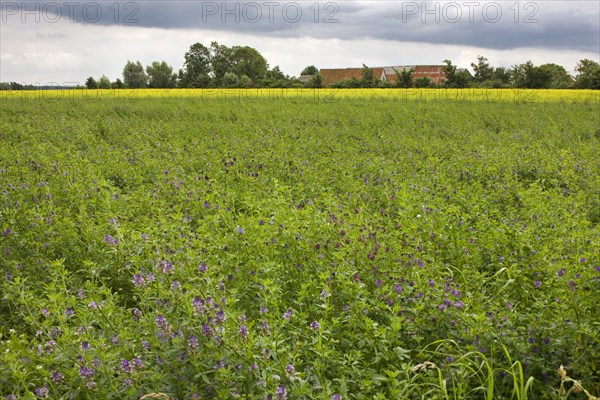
328 58 600 89
1 42 599 90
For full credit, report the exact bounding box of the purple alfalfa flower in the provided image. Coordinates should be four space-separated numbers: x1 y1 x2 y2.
213 360 225 369
283 309 293 321
192 296 205 315
237 226 245 234
394 284 403 294
310 321 320 331
35 385 49 398
188 335 199 353
103 234 118 246
133 274 146 288
275 384 287 400
81 341 90 351
595 266 600 273
428 279 436 287
374 279 383 288
285 363 295 375
132 356 143 370
330 395 342 400
451 289 460 297
88 300 98 310
204 200 210 209
239 325 248 340
51 371 64 382
417 259 424 268
141 340 150 350
2 228 11 237
202 324 214 338
438 304 446 312
170 280 181 290
85 381 97 390
579 257 586 263
132 308 142 321
145 272 155 283
65 307 75 317
249 363 258 372
535 280 541 288
260 306 269 314
112 335 119 345
159 260 174 274
123 378 132 387
557 268 565 277
121 359 132 373
215 310 226 324
77 289 86 300
155 314 169 331
447 356 454 364
262 321 271 336
320 289 331 300
79 366 95 379
454 301 464 309
198 262 207 273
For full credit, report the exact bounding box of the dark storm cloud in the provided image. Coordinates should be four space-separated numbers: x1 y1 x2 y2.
5 1 598 52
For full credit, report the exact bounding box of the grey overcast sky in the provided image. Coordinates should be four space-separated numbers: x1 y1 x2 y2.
1 1 599 84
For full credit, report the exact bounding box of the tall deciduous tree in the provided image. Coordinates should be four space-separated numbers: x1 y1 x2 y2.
181 43 211 88
393 67 413 88
471 55 494 83
123 61 148 88
574 59 600 89
85 77 97 89
229 46 268 83
98 75 111 89
301 65 319 75
146 61 176 88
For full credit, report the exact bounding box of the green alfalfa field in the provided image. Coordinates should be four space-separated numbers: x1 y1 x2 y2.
0 89 599 399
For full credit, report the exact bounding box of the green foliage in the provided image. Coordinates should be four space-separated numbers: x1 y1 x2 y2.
393 68 414 88
574 59 600 89
301 65 319 76
146 61 177 89
85 76 97 89
98 75 112 89
1 93 599 399
123 60 148 88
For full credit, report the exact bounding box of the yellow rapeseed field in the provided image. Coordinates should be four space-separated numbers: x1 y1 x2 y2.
2 88 599 103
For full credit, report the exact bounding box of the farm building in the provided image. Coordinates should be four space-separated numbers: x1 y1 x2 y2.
320 65 472 86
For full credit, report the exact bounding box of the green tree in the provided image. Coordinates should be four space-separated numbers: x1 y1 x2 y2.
301 65 319 76
238 74 253 88
85 77 97 89
574 59 600 89
210 41 234 86
146 61 176 88
538 63 572 88
307 73 323 88
98 75 111 89
181 42 211 88
222 72 239 88
229 46 268 83
393 67 413 88
123 61 148 88
360 64 377 88
442 59 470 88
512 61 555 88
471 55 494 83
415 76 432 88
112 78 125 89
